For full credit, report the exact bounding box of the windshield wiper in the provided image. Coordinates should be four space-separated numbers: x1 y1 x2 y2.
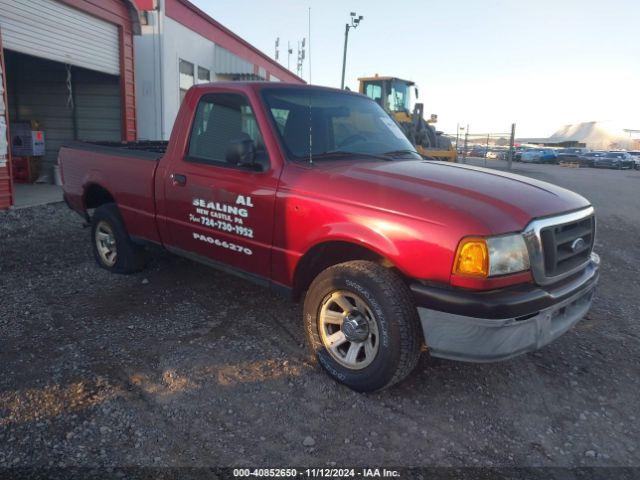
382 149 422 159
312 150 392 161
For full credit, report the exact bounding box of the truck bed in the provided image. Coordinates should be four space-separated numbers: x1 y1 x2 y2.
59 141 163 244
63 141 169 160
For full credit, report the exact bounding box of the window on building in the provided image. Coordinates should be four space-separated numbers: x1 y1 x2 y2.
187 93 267 168
197 66 211 84
179 59 195 103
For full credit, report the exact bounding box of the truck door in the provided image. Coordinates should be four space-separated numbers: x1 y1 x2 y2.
162 92 279 280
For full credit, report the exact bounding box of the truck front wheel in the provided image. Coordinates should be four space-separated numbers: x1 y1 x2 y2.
91 203 146 274
303 261 422 392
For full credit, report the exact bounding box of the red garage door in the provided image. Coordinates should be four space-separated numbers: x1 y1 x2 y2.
0 0 139 210
0 27 13 210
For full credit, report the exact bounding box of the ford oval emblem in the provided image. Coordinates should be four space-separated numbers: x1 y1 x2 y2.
571 237 586 252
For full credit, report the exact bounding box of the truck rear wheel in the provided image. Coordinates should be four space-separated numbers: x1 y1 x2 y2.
91 203 146 274
303 261 422 392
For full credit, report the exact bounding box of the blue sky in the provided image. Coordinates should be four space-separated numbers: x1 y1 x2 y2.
191 0 639 137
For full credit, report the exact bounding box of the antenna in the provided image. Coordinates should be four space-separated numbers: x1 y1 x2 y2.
308 90 313 165
297 38 306 77
308 6 312 84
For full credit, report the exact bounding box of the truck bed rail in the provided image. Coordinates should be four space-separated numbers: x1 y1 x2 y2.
61 141 168 161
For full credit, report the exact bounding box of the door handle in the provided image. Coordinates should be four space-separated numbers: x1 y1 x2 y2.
171 173 187 186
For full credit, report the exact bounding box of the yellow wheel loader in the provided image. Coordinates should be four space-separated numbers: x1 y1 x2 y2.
358 75 456 161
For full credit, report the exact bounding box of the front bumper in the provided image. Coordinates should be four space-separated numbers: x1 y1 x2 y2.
411 253 599 362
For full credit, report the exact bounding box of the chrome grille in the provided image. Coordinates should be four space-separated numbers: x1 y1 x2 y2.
523 207 596 286
541 215 595 276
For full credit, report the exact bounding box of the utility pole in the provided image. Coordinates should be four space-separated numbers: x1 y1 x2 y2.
507 123 516 170
274 37 280 62
462 125 469 163
456 124 465 163
485 133 490 167
455 123 459 162
340 12 363 89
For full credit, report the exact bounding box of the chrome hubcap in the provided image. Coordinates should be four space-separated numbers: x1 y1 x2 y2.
319 290 379 370
95 221 117 267
342 312 370 342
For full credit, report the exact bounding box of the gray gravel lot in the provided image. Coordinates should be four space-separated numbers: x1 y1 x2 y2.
1 162 639 469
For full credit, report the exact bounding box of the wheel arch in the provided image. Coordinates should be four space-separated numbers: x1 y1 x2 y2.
292 240 402 301
83 183 115 211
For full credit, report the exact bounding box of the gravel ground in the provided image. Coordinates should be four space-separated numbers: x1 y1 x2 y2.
1 163 639 470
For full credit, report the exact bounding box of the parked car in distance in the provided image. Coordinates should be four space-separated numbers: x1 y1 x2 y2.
489 148 510 160
557 147 590 165
558 147 589 156
520 148 559 164
593 152 635 169
627 151 640 170
578 151 606 168
469 146 488 158
513 147 528 162
59 82 599 392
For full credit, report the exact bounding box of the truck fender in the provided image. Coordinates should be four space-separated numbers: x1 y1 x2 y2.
82 170 116 210
292 222 404 298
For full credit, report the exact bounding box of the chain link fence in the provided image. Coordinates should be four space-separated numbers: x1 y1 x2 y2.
450 124 517 168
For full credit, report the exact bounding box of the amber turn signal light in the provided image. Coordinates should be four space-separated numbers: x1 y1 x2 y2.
453 237 489 277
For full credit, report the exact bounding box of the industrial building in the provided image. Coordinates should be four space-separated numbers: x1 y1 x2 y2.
0 0 302 210
133 0 303 141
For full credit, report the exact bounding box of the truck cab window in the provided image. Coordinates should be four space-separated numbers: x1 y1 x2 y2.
187 94 267 167
262 88 418 160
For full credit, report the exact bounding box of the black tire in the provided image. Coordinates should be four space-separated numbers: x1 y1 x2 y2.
303 260 422 392
91 203 146 274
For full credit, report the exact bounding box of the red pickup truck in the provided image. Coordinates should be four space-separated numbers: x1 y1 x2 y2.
60 83 599 391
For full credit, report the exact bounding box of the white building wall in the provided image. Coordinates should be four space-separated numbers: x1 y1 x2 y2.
160 17 216 139
135 12 219 140
134 11 163 140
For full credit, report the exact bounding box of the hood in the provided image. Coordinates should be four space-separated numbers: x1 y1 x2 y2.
295 159 591 234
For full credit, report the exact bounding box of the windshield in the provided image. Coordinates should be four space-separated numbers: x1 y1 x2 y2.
262 88 419 161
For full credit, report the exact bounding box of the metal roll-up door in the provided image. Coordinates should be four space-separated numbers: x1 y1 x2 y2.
0 0 120 75
4 51 122 172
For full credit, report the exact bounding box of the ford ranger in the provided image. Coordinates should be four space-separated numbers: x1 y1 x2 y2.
59 83 599 391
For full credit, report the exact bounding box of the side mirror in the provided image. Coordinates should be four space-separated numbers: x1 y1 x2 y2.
225 137 257 168
414 87 419 99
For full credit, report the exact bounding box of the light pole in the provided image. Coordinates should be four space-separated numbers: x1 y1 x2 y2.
340 12 363 90
456 124 465 163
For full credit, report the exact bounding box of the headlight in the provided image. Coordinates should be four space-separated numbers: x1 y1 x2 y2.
453 234 530 277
